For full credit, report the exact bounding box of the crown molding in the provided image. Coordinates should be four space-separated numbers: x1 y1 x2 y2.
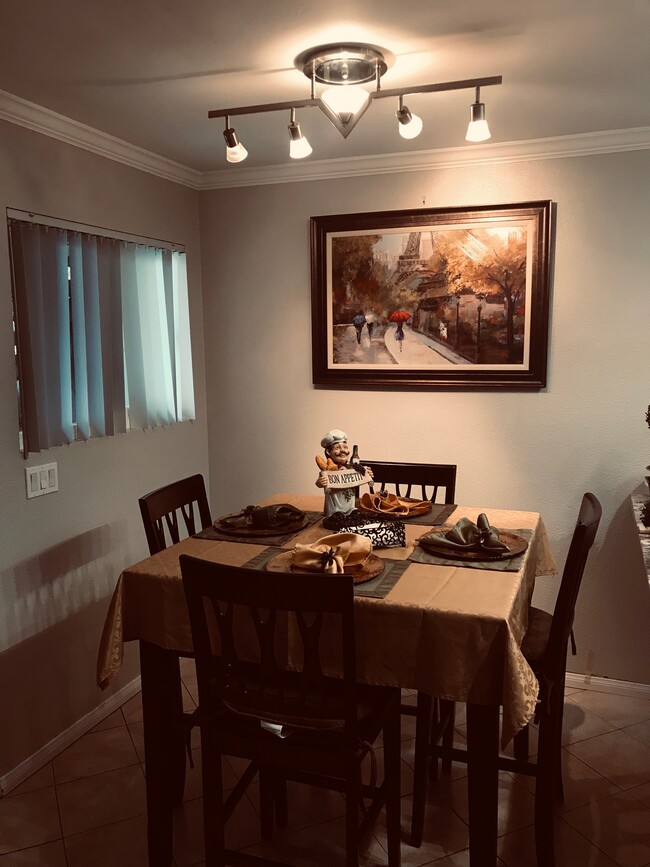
200 126 650 189
1 89 648 192
0 89 203 189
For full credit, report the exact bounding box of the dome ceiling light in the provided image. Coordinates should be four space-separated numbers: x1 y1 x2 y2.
209 42 502 163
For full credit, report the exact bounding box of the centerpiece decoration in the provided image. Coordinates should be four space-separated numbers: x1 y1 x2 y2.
315 429 373 517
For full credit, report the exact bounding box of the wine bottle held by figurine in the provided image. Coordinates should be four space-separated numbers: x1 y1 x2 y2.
351 444 360 469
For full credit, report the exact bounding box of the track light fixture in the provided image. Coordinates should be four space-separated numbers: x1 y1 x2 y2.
223 116 248 163
288 108 312 159
396 95 423 140
465 87 491 142
209 43 502 164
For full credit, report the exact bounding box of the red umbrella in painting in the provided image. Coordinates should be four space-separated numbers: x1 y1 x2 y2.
388 310 411 322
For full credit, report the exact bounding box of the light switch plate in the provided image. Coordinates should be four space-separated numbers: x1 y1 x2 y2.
25 462 58 498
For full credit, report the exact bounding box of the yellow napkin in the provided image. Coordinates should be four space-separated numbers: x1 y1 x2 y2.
292 533 372 574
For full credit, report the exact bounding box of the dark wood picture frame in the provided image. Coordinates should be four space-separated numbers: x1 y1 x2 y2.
311 200 553 389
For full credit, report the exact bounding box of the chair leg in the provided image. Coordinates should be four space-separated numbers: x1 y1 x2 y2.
202 734 225 867
274 774 288 827
383 704 402 866
411 692 432 847
534 694 563 867
440 699 456 774
345 765 361 867
428 699 440 781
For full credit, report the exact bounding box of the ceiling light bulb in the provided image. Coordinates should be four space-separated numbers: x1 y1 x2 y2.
465 101 491 142
288 111 312 159
396 103 423 140
320 85 369 124
223 126 248 163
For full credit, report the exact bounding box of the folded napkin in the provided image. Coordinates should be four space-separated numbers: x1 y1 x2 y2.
422 513 509 553
292 533 372 574
219 503 304 530
359 491 431 517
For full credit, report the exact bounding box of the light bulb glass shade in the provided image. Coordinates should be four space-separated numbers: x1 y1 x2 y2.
288 119 312 159
320 85 369 123
396 106 422 138
465 102 491 142
223 126 248 162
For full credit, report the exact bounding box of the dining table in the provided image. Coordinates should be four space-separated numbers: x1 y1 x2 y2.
97 492 557 867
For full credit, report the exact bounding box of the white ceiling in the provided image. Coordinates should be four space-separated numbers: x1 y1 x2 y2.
1 0 648 174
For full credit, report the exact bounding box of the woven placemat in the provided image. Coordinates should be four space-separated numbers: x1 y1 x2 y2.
241 546 409 599
193 511 323 547
408 528 533 572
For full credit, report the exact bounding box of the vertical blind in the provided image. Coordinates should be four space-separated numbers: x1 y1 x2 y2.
9 218 195 455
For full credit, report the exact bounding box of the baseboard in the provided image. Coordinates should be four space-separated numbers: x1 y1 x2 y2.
565 672 650 698
0 676 141 796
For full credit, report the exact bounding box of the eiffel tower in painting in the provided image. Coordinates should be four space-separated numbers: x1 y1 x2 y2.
393 232 435 285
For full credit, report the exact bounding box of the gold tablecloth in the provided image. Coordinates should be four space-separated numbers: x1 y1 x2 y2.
97 494 557 747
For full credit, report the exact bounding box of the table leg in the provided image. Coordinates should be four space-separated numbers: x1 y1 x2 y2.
140 641 185 867
466 703 499 867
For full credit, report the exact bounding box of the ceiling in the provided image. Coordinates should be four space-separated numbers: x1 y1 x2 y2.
1 0 648 174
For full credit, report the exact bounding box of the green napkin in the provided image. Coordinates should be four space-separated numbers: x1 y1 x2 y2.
421 513 509 553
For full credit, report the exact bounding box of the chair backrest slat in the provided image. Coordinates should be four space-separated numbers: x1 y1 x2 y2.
543 492 602 679
363 461 457 504
139 474 212 554
181 557 358 733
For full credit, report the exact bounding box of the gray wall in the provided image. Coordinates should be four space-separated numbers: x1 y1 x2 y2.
0 120 209 776
199 150 650 686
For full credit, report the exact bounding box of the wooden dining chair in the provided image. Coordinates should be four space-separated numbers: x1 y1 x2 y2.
363 460 457 505
416 492 602 866
137 474 213 806
180 556 402 867
138 473 212 555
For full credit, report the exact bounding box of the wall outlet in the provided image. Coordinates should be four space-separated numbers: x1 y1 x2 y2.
25 462 58 499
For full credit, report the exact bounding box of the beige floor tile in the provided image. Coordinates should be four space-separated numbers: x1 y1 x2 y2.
274 814 390 866
498 816 619 866
570 691 650 729
52 727 139 784
423 851 508 867
628 781 650 810
566 729 650 789
518 748 621 812
562 789 650 867
172 793 263 867
372 794 469 866
64 813 149 867
57 764 146 837
5 764 54 798
0 788 61 856
126 721 145 763
560 697 618 745
120 691 143 725
89 708 125 733
0 840 67 866
625 718 650 748
246 778 346 836
430 770 536 837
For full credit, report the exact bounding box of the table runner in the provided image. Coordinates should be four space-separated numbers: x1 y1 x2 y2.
97 494 557 746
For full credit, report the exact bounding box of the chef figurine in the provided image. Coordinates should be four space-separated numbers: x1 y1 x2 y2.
315 429 372 517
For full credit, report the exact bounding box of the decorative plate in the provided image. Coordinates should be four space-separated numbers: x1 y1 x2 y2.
264 550 385 584
417 526 528 561
213 513 309 537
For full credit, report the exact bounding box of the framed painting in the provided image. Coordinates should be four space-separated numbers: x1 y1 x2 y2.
311 200 553 389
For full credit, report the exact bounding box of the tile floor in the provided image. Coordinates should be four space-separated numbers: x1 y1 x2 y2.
1 667 649 866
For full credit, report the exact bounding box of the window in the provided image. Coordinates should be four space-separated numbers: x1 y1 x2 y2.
8 212 195 456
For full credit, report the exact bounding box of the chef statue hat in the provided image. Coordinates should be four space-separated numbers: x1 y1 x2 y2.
320 429 348 450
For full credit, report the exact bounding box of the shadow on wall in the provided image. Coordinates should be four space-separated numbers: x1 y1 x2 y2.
0 520 131 653
0 596 140 778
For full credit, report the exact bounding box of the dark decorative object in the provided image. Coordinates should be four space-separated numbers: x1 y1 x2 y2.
641 501 650 529
311 201 553 389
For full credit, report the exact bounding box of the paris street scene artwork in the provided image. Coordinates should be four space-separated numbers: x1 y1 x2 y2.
312 203 551 387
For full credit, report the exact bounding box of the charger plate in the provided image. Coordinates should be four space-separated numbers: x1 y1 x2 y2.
264 550 385 584
214 513 308 537
417 526 528 561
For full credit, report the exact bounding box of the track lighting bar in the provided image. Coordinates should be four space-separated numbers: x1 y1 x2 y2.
208 41 502 164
